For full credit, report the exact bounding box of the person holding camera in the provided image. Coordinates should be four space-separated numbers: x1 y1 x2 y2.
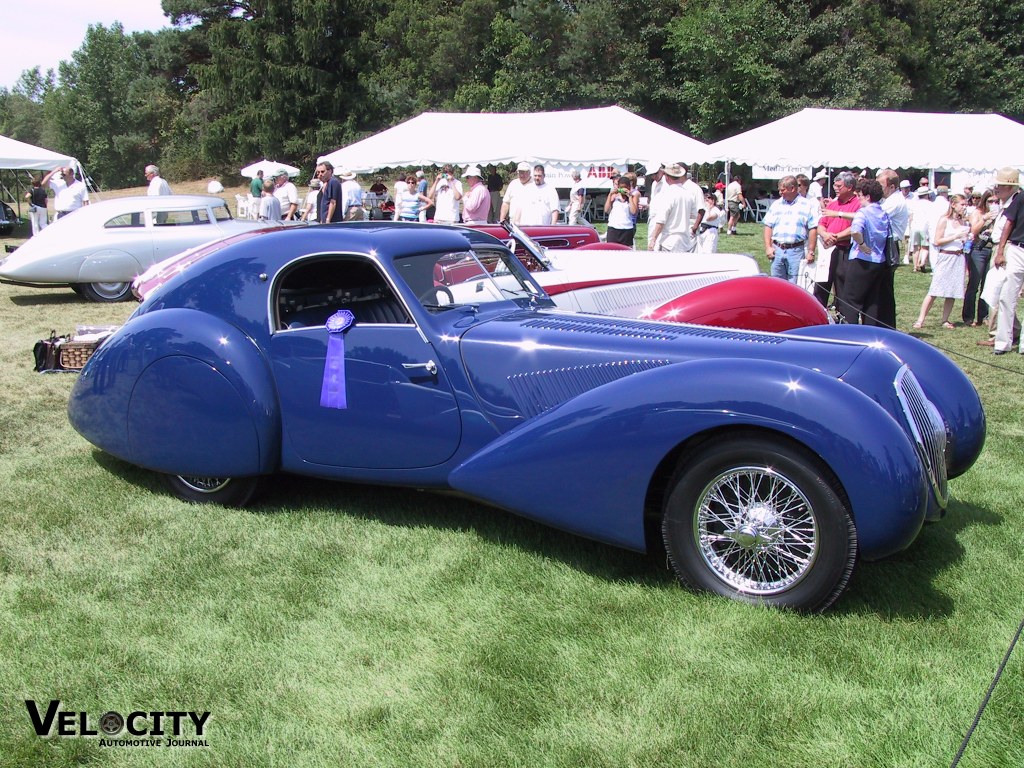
604 173 640 246
430 164 463 224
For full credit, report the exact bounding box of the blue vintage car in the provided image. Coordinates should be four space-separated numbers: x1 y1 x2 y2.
68 223 985 611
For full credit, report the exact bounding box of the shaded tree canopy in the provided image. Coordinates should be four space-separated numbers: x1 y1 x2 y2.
1 0 1021 187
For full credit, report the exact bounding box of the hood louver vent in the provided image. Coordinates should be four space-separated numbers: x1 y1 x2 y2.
509 359 670 418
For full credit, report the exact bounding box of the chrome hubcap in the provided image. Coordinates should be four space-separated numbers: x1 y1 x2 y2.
91 281 130 299
694 466 818 594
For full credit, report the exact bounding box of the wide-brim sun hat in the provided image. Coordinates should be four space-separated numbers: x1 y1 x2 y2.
994 166 1020 186
463 166 483 178
662 163 685 178
337 168 356 180
516 161 531 172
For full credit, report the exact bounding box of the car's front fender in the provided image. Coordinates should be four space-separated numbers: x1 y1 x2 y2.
449 358 926 560
785 324 986 478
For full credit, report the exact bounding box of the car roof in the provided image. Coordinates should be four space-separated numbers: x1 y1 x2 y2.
138 222 507 300
57 194 230 224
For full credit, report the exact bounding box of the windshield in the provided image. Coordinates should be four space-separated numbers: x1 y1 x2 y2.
393 247 551 311
503 221 556 270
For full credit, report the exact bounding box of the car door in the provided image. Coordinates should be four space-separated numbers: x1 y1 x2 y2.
268 255 462 470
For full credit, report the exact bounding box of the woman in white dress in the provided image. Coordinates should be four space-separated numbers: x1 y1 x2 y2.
913 194 969 329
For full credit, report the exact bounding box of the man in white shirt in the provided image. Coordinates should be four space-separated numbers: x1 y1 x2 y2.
499 162 533 223
647 164 694 251
144 165 172 195
272 169 300 220
876 168 909 327
725 175 744 234
807 170 827 208
681 166 705 252
567 170 591 227
338 169 365 220
42 166 89 219
515 165 560 225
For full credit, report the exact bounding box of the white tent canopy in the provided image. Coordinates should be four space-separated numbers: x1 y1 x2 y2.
240 159 300 179
708 108 1024 173
318 106 712 173
0 134 77 171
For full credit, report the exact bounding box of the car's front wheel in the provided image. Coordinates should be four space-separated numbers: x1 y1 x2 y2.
662 433 857 613
76 281 133 302
163 474 263 507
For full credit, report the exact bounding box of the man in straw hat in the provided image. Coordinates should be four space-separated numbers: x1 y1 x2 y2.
982 166 1024 354
647 163 697 251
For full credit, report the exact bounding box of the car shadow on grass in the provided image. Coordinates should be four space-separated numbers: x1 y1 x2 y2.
838 498 1001 619
90 450 999 613
8 290 83 306
90 450 675 591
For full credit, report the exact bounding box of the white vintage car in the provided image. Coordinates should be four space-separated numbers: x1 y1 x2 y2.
0 195 286 301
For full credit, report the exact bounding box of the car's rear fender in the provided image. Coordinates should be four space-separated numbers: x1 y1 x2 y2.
448 358 926 559
69 308 280 477
78 250 145 283
784 324 985 478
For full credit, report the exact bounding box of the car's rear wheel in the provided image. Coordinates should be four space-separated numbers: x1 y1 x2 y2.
662 433 857 613
76 281 133 302
163 474 263 507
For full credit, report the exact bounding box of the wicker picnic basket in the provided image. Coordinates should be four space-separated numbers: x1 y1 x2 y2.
57 339 101 370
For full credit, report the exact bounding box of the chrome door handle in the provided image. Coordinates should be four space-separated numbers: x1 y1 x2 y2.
402 360 437 376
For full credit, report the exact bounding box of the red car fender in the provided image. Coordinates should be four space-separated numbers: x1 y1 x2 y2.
643 276 829 331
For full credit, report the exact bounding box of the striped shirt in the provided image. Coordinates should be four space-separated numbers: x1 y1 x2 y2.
763 195 820 245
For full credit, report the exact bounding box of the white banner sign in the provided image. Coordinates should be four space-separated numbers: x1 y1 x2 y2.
753 164 813 180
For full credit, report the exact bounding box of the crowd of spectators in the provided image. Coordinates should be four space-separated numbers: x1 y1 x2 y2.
14 157 1022 352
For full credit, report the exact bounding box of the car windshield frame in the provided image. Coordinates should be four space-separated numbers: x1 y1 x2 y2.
393 245 553 312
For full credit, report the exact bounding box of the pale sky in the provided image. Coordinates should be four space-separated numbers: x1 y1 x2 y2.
3 0 172 90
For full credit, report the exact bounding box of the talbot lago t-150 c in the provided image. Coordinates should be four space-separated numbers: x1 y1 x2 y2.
68 223 985 612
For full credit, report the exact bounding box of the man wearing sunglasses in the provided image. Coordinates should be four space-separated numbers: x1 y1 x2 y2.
41 166 89 219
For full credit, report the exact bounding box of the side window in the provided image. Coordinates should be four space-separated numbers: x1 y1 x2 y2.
211 204 232 222
275 256 411 330
104 212 144 228
153 209 212 226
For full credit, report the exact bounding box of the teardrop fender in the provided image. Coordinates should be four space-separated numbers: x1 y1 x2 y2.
784 324 985 478
448 358 926 559
69 308 280 476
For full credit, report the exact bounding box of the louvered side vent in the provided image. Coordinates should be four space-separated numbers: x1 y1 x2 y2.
587 275 726 316
508 359 671 418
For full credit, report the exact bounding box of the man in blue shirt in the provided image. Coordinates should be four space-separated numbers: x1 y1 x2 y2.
315 161 344 223
762 175 820 283
845 178 891 325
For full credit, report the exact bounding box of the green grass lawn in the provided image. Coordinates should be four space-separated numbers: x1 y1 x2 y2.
0 219 1022 767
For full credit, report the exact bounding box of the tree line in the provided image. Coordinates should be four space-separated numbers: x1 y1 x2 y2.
2 0 1022 189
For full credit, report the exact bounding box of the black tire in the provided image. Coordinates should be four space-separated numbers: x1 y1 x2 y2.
77 281 133 302
163 474 263 507
662 433 857 613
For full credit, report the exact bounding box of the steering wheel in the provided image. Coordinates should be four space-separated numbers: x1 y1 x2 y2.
419 285 454 305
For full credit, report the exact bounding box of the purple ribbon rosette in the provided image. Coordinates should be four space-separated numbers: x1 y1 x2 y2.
320 309 355 409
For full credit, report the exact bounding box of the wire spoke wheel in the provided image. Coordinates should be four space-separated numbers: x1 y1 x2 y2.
163 473 263 506
663 433 857 612
694 466 817 594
